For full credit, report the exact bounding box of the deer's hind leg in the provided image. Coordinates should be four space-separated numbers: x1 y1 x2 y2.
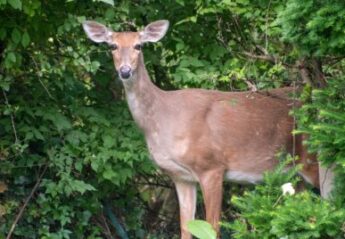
198 169 225 238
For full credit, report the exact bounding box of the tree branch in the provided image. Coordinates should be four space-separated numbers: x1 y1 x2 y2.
6 164 48 239
2 90 18 144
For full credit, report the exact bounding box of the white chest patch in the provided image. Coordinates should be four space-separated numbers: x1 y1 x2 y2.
225 170 263 184
126 91 140 115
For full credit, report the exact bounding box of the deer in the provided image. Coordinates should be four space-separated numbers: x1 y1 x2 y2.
82 20 320 239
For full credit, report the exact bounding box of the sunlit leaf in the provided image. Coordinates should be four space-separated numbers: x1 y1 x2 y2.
187 220 216 239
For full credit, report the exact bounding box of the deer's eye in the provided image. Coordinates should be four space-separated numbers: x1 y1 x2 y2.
110 44 118 51
134 44 142 51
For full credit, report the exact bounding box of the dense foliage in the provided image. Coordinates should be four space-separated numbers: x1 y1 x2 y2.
225 159 345 239
1 0 345 238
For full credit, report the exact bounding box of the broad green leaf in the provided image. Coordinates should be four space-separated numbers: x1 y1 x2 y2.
0 81 10 91
95 0 114 6
50 113 72 131
105 8 115 19
6 52 16 63
71 180 96 194
8 0 22 9
0 28 6 40
187 220 217 239
103 135 115 148
103 168 117 180
11 28 21 44
21 31 30 48
90 61 100 72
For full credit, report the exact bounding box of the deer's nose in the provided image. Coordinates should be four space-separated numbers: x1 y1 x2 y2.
119 65 132 79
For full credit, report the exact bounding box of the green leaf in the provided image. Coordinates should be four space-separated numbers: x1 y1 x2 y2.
95 0 114 6
71 180 96 194
6 52 16 63
0 28 6 40
0 81 10 91
8 0 22 9
90 61 100 72
21 31 30 48
105 8 115 19
187 220 217 239
103 135 115 148
50 113 72 132
102 168 117 180
11 28 21 44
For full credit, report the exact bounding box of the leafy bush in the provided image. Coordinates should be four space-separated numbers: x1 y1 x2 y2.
223 157 345 239
295 76 345 203
1 0 345 238
275 0 345 56
0 1 155 238
295 77 345 168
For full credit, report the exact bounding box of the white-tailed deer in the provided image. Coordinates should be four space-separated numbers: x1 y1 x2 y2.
83 20 320 239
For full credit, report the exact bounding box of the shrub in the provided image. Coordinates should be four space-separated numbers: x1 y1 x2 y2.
223 157 345 239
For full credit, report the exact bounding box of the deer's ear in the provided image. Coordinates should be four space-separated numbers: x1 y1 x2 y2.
82 21 112 43
140 20 169 43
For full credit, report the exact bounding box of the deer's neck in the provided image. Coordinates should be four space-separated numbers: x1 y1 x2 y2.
122 53 164 132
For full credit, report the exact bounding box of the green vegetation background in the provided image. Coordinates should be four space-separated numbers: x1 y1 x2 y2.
1 0 345 238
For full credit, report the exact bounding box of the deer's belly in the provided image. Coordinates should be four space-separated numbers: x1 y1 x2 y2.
225 170 263 184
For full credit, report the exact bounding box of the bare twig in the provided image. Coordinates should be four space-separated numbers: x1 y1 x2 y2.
243 51 275 62
244 80 257 92
2 89 18 144
101 213 115 239
264 0 272 50
292 80 297 166
29 55 55 100
273 194 283 208
311 59 327 88
296 59 313 85
6 164 48 239
243 51 298 69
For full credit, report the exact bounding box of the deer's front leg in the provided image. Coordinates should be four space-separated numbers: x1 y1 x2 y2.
199 169 224 237
174 180 197 239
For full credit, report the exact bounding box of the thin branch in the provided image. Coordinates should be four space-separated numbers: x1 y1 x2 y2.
242 51 296 68
264 0 272 51
6 164 48 239
101 213 115 239
243 51 275 62
231 15 248 48
311 59 327 88
2 89 18 144
244 80 258 92
29 55 55 100
292 80 297 166
296 59 313 85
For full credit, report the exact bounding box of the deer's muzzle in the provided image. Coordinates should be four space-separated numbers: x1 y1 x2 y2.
119 65 132 79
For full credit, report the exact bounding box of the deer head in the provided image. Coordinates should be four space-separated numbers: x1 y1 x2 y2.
82 20 169 80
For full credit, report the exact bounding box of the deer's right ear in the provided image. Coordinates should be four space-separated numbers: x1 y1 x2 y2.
82 21 112 43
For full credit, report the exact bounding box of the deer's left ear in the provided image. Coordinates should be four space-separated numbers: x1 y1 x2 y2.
140 20 169 43
82 21 112 43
